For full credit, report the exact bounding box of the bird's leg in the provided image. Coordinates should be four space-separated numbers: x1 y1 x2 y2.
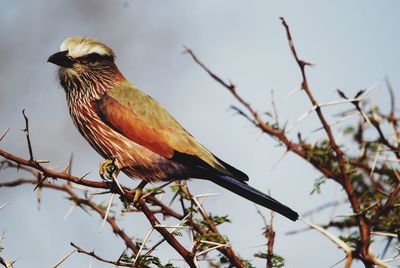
132 180 148 204
99 158 120 181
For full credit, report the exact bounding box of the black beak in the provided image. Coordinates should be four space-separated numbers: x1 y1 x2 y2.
47 51 75 68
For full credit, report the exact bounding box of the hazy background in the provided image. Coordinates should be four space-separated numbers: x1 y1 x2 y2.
0 1 399 267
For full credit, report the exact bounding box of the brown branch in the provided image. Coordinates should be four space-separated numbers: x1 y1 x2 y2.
255 202 277 268
266 212 276 268
0 149 108 189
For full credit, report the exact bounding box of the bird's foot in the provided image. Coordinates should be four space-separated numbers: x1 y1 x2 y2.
132 188 143 204
100 159 126 194
99 159 120 181
130 180 148 207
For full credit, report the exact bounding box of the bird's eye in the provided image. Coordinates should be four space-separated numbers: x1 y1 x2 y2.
86 52 103 61
82 52 114 62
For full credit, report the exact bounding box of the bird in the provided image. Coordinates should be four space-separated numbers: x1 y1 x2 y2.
47 36 298 221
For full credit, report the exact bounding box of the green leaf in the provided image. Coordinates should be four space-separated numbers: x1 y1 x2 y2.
310 176 327 195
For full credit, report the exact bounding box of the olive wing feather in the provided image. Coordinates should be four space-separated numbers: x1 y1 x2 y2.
96 81 234 176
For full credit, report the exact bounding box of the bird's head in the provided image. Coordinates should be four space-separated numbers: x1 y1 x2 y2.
48 36 115 68
48 37 121 96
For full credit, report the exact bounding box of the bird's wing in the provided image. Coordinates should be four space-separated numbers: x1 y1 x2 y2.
96 80 248 181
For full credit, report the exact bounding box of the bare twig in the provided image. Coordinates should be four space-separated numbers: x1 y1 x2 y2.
21 110 34 161
71 243 133 267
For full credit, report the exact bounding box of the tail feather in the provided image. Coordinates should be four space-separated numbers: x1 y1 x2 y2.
210 175 299 221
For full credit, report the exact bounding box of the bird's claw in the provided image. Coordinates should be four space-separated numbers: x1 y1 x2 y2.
99 159 119 181
132 188 143 204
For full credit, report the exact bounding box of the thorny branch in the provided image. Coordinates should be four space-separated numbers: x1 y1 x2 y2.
70 243 133 267
186 17 399 267
0 112 247 267
266 212 276 268
279 17 373 266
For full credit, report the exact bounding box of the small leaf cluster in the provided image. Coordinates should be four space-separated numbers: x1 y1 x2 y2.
254 251 285 268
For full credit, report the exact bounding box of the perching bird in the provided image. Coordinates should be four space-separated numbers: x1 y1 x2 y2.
48 37 298 221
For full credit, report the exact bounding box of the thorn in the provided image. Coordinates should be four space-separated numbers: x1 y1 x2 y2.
64 154 73 174
141 181 174 199
377 156 400 163
191 196 207 217
33 176 48 191
63 203 78 221
368 144 381 180
70 184 92 192
301 60 317 67
199 240 228 247
391 166 400 182
76 202 92 216
359 81 380 99
0 129 9 142
286 105 317 132
168 190 180 206
133 227 155 265
302 219 352 253
329 256 348 268
182 45 191 54
318 98 362 108
336 89 348 99
354 89 365 99
271 149 289 170
52 248 76 268
358 108 372 127
391 245 400 259
194 193 220 199
154 225 191 229
284 87 302 99
371 231 398 238
35 160 50 164
312 112 359 133
111 173 124 195
79 171 91 181
90 190 112 196
101 193 115 233
195 244 229 257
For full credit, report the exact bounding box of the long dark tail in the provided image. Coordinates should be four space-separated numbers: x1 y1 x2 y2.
209 175 299 221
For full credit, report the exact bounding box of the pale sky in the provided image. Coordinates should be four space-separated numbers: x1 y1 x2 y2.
0 1 399 267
